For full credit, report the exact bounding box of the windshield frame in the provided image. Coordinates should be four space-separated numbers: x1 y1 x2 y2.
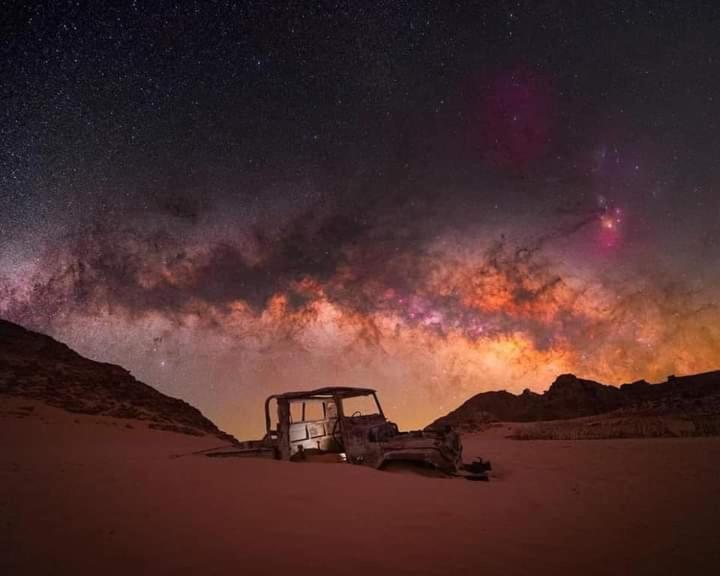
338 392 384 418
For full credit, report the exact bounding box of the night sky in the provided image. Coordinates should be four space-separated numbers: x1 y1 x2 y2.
2 1 720 436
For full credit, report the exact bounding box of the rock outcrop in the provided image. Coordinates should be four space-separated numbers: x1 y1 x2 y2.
0 318 234 440
429 370 720 432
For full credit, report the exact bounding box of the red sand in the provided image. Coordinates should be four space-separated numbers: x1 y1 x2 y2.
2 398 719 575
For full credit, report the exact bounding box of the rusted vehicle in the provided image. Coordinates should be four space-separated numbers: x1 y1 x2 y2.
208 386 491 480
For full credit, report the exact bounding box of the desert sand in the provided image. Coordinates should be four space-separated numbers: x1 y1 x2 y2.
2 396 719 576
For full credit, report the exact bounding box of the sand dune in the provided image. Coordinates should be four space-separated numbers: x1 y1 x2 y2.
3 395 719 576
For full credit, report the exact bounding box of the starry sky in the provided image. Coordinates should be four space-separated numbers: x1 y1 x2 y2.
2 1 720 437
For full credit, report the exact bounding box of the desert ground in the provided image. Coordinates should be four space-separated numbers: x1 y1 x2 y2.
2 396 719 576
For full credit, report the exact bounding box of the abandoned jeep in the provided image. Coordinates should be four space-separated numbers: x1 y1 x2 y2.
207 386 490 480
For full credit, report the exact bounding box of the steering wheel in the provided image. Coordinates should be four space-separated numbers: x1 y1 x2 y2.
351 410 362 418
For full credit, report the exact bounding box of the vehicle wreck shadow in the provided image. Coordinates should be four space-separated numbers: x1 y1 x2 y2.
378 460 452 479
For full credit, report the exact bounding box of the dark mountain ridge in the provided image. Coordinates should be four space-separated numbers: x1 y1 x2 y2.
0 318 233 440
430 371 720 431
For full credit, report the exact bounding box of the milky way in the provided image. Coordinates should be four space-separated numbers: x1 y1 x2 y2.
2 3 720 436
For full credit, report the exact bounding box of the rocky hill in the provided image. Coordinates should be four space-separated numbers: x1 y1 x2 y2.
0 318 234 441
429 371 720 433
